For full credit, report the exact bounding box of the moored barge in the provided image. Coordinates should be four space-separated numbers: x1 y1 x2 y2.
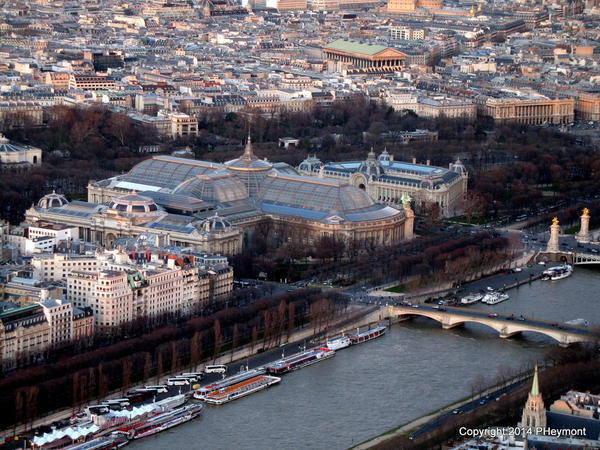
199 375 281 405
348 325 386 344
265 347 335 375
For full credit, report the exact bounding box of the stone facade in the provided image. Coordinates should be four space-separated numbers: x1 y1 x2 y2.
298 149 468 218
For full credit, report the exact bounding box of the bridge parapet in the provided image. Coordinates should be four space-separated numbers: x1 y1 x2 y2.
384 305 595 347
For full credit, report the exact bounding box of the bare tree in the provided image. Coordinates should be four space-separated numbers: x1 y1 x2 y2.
213 320 222 363
190 332 203 370
121 359 133 395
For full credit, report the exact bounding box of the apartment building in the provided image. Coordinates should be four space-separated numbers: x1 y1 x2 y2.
38 298 93 346
0 101 44 128
32 253 101 282
0 304 50 370
387 0 443 13
42 72 71 91
66 262 232 331
207 264 234 300
0 300 93 371
389 26 426 40
68 74 116 91
265 0 308 10
168 113 199 138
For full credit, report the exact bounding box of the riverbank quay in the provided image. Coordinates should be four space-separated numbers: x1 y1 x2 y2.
1 304 383 440
354 358 600 450
361 262 545 307
351 371 532 450
457 264 547 296
363 250 538 303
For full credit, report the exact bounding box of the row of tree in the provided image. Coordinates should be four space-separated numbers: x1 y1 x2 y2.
1 288 347 430
230 230 514 289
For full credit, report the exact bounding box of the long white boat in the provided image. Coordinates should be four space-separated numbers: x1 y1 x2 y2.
129 404 204 439
265 347 335 375
348 325 386 344
482 292 509 305
542 264 573 281
200 375 281 405
460 293 483 305
193 368 266 399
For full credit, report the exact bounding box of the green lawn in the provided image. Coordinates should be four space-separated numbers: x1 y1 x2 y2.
385 285 405 293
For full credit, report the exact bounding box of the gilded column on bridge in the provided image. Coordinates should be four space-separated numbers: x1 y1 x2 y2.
577 208 591 243
546 217 560 253
401 193 414 240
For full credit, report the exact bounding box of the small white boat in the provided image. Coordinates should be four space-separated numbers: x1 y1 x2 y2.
460 293 483 305
542 264 573 281
482 292 509 305
326 335 352 351
565 318 589 327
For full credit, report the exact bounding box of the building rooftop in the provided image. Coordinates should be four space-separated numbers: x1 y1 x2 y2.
324 39 390 56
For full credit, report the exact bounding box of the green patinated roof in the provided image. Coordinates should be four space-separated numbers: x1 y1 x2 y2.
531 365 540 396
0 304 41 321
324 39 390 56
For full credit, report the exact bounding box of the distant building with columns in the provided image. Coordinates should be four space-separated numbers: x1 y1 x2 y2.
323 40 406 73
298 149 468 218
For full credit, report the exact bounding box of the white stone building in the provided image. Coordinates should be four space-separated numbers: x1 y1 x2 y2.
298 149 468 218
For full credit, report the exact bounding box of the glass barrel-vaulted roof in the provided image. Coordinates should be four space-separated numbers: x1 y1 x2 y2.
173 171 248 203
120 156 223 190
258 173 374 213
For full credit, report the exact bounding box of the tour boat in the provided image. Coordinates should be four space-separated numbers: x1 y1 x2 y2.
460 293 483 305
126 404 204 440
542 264 573 281
326 335 352 351
199 375 281 405
193 368 266 399
348 325 387 344
67 433 130 450
265 347 335 375
482 292 509 305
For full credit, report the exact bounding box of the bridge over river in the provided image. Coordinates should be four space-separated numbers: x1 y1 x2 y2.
383 304 596 347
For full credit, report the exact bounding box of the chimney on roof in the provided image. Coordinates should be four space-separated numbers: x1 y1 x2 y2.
426 160 430 166
412 157 416 164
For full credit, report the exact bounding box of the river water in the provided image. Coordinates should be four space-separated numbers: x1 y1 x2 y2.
130 267 600 450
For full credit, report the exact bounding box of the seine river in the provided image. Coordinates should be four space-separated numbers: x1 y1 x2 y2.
130 267 600 450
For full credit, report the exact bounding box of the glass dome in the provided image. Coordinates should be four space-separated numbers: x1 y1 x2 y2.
258 173 375 213
196 213 233 234
173 171 248 203
109 193 162 216
37 191 69 209
224 134 273 172
298 155 323 172
358 149 384 179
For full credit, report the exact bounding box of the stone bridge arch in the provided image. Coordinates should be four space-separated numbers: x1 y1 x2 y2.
389 308 590 347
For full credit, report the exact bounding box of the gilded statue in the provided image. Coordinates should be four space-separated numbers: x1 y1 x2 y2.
582 208 590 217
552 217 559 226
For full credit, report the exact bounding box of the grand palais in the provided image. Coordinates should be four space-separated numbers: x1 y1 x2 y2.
26 138 465 255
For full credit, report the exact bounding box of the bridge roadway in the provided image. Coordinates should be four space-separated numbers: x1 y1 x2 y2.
384 304 596 347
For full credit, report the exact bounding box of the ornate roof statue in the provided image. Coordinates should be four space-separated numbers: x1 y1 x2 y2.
552 217 559 226
401 192 412 206
582 208 590 217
